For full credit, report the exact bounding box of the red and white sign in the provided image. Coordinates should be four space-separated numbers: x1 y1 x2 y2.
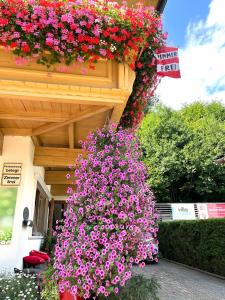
207 203 225 219
156 47 181 78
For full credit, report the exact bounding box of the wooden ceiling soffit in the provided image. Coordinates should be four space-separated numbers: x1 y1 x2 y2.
34 146 87 167
0 110 70 123
32 106 111 136
0 80 129 106
51 184 75 196
45 171 75 185
0 129 4 155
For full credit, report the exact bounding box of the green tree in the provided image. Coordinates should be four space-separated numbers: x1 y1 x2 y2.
139 102 225 203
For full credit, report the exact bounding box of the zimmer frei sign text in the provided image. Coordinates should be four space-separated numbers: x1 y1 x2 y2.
156 47 181 78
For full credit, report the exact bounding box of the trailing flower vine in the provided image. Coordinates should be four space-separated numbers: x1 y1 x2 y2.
53 125 158 299
0 0 166 127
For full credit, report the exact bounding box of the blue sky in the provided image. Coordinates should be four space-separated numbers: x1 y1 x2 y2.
163 0 211 47
157 0 225 109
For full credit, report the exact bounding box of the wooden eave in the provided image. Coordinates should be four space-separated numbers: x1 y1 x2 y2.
0 49 135 196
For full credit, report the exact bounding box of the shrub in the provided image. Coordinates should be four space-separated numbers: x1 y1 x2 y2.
158 219 225 277
0 273 40 299
100 274 160 300
40 230 57 259
53 125 158 299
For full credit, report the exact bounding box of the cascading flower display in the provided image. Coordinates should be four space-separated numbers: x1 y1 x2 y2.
53 125 158 299
0 0 166 128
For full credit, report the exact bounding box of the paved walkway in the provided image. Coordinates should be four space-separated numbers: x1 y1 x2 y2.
134 259 225 300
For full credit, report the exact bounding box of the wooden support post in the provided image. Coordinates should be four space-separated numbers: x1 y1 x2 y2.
68 123 75 149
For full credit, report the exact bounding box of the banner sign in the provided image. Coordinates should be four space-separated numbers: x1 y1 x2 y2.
207 203 225 219
156 47 181 78
171 204 196 220
197 203 208 219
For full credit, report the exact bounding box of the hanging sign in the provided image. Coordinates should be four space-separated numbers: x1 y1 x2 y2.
171 204 196 220
156 46 181 78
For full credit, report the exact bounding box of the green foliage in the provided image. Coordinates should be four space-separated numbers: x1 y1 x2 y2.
100 275 160 300
0 273 40 300
0 229 12 245
158 219 225 277
0 187 17 242
139 101 225 202
41 265 59 300
40 230 56 259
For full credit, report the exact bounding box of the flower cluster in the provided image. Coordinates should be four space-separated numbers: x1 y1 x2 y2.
121 47 163 128
53 125 158 299
0 273 40 300
0 0 164 67
0 0 166 127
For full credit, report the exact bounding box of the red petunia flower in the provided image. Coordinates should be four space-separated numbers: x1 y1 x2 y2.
22 44 30 53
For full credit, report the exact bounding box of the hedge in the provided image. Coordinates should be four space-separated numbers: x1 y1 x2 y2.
158 219 225 277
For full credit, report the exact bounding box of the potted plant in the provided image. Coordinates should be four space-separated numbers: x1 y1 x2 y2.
52 125 158 299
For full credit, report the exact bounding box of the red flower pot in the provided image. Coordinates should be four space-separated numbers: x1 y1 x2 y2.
60 291 83 300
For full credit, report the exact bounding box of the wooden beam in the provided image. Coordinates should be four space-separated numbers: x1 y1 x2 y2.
51 184 75 196
34 147 86 167
0 81 128 106
45 171 75 185
68 123 75 149
32 136 41 147
0 110 70 123
110 104 126 125
0 130 4 155
0 128 32 136
32 106 110 136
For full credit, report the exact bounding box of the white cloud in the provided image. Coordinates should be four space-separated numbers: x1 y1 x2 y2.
157 0 225 109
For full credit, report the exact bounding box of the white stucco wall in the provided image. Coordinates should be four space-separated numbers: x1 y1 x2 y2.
0 136 50 272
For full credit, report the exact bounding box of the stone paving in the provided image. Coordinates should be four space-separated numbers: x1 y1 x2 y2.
134 259 225 300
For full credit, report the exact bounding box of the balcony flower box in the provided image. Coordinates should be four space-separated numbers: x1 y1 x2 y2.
0 0 166 128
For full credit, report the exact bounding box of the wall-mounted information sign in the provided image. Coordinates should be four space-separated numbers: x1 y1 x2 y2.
1 174 21 186
1 163 22 186
3 163 22 175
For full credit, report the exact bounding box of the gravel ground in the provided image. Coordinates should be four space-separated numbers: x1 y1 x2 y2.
134 259 225 300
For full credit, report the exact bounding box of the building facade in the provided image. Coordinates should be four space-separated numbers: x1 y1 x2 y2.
0 0 166 271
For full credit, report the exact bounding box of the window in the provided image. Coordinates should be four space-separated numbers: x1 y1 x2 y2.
32 182 49 236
